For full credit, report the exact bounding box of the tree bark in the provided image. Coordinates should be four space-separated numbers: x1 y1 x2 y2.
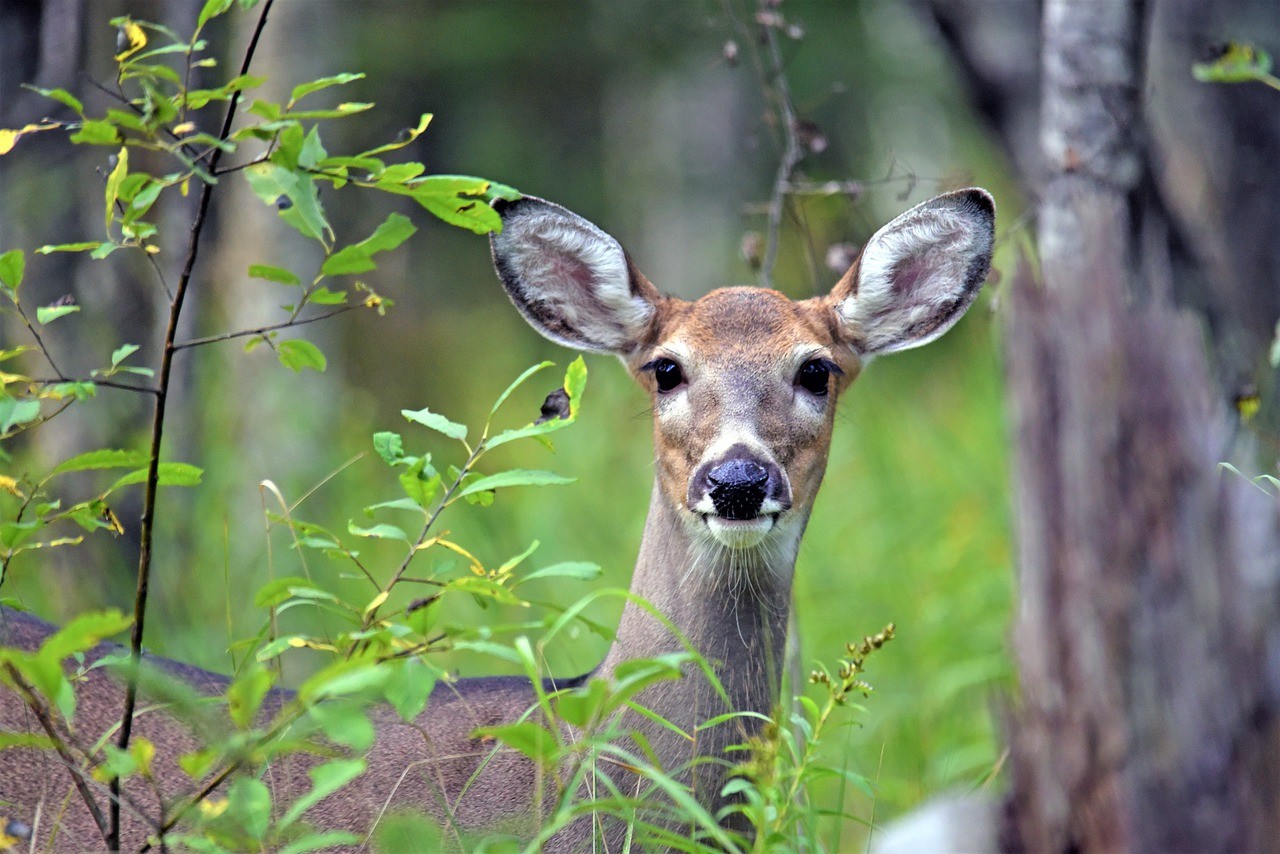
1001 1 1280 851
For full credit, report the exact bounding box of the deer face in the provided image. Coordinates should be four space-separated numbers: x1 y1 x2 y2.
490 190 994 553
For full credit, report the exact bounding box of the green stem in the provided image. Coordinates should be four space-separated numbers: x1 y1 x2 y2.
110 2 277 849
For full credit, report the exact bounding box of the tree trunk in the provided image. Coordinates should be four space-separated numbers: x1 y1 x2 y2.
1001 1 1280 851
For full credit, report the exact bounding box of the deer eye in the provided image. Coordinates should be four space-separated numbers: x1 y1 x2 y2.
795 359 833 396
645 357 685 393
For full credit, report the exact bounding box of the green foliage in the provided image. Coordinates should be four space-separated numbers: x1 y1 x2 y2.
1193 42 1280 92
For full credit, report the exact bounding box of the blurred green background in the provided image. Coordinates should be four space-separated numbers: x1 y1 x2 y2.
0 0 1019 835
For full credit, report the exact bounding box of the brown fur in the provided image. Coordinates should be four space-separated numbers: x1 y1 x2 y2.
0 190 994 851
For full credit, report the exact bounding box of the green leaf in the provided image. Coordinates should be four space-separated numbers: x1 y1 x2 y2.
0 250 23 291
104 147 128 235
448 575 524 606
110 344 139 366
399 462 441 509
383 658 436 722
299 659 389 702
275 833 362 854
197 0 234 29
457 469 574 498
227 776 272 842
36 242 102 255
68 119 119 146
177 748 217 780
518 561 602 584
320 212 416 276
254 576 335 608
227 664 272 729
476 721 558 763
307 285 347 305
278 758 365 830
50 448 147 476
347 521 408 542
277 339 326 373
108 462 203 491
248 263 300 285
564 355 587 417
484 357 587 450
306 704 373 752
1193 42 1275 83
290 73 365 104
0 397 40 433
36 304 79 324
372 431 404 465
40 609 133 665
26 86 84 115
554 678 609 729
488 361 554 418
401 406 467 442
410 189 501 235
244 163 329 241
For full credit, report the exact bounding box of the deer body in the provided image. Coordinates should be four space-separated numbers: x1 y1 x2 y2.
0 189 994 850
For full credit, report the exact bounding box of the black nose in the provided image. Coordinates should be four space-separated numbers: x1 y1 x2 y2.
707 459 769 520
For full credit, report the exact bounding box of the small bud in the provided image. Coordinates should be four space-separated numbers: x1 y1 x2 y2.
740 231 764 270
793 119 827 154
536 388 571 424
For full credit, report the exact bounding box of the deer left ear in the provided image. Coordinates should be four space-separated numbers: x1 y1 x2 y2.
828 188 995 356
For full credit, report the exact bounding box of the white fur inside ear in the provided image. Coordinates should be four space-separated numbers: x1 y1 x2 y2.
494 202 655 352
837 192 993 355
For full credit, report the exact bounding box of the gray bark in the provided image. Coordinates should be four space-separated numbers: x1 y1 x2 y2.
1001 1 1280 851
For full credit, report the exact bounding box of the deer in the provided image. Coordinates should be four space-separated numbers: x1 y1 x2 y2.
0 187 994 851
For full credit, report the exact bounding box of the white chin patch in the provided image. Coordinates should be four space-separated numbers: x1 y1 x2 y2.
705 515 774 550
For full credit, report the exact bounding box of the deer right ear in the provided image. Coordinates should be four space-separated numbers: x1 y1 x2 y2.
828 188 995 357
490 196 663 355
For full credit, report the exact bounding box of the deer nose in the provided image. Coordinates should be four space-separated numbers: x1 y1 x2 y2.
707 459 769 520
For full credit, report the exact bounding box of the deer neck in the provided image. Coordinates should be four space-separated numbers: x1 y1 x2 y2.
600 483 799 722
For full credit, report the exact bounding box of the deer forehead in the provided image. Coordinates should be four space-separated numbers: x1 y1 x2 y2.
649 287 845 371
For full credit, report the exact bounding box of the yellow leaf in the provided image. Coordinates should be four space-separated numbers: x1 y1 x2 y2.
438 539 485 575
172 122 196 136
144 245 160 254
0 123 58 156
103 506 125 536
0 475 24 498
180 178 189 197
116 20 147 60
199 798 229 819
364 589 389 616
1236 393 1261 422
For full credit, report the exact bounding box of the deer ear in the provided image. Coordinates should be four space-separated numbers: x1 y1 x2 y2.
829 189 995 356
490 196 663 355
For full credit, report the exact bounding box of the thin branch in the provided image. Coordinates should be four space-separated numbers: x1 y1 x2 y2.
9 301 64 377
757 4 804 288
171 305 360 351
28 377 160 395
112 1 277 848
4 662 111 845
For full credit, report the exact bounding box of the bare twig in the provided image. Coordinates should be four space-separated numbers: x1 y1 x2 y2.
112 1 277 848
28 377 160 395
4 662 111 845
758 9 804 288
171 305 360 351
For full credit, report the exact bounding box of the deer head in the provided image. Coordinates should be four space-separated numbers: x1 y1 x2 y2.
491 189 994 573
